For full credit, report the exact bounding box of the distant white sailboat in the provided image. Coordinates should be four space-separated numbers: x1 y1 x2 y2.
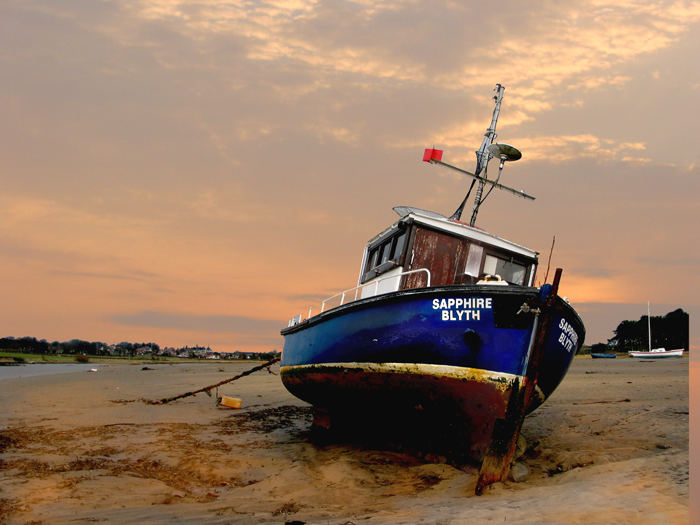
628 302 684 358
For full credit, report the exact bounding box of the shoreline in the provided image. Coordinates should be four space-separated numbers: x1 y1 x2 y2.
0 359 689 524
0 363 103 381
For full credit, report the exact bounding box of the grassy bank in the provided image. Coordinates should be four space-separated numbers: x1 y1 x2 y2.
0 351 252 365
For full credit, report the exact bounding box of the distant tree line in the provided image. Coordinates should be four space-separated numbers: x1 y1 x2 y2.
0 337 160 357
585 308 689 354
0 336 280 360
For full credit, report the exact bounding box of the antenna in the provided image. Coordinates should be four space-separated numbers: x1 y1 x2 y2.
423 150 533 202
468 142 523 216
543 235 555 284
487 142 521 163
430 84 530 226
422 124 533 219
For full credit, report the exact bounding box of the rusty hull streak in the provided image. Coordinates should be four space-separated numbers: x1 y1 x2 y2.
475 268 563 494
280 362 542 461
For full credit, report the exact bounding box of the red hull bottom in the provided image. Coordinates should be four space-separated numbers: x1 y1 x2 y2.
281 362 543 461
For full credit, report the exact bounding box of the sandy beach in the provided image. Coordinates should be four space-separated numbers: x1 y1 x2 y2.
0 358 688 524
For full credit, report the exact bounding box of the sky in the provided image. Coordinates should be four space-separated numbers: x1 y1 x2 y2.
1 0 699 353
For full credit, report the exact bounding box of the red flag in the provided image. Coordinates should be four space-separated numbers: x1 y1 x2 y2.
422 148 443 162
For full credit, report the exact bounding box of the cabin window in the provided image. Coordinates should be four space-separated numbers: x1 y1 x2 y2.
483 255 527 285
367 248 379 270
392 231 406 260
363 229 407 281
465 244 484 278
379 243 391 265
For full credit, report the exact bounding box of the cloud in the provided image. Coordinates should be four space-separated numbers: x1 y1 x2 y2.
510 135 649 163
285 293 326 303
50 269 160 282
24 0 696 171
0 194 166 266
111 310 283 334
640 256 700 267
558 274 635 304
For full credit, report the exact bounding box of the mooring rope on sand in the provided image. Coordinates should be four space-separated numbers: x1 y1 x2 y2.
146 356 281 405
111 356 280 405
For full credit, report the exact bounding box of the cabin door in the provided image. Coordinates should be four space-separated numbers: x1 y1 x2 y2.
403 228 466 289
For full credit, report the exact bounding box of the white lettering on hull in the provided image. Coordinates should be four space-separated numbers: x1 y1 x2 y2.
557 318 579 352
441 309 481 321
433 297 492 322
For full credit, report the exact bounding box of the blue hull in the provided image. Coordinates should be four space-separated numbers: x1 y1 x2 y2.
280 285 585 459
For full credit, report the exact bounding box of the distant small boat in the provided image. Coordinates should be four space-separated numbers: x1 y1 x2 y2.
628 302 684 359
591 353 616 359
628 348 683 359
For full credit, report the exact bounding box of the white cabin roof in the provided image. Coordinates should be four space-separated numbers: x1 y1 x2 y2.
368 209 538 260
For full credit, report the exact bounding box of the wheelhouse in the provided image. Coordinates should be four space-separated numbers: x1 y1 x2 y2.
357 209 538 297
287 208 540 326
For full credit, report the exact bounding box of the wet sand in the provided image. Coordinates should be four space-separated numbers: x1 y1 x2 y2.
0 358 688 524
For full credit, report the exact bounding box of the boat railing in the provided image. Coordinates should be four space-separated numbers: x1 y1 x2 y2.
287 268 431 327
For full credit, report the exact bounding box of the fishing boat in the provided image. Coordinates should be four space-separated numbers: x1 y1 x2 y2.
628 302 684 358
280 85 585 491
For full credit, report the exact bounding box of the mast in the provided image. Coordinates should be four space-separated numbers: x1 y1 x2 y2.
647 301 652 352
469 84 505 226
449 84 505 224
427 84 531 218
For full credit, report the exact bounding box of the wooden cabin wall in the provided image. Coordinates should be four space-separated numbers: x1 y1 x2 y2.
402 227 468 288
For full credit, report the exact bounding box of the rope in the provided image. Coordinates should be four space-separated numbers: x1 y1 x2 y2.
142 356 281 405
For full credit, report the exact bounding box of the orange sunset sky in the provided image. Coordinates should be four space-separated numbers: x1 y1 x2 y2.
1 0 698 353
